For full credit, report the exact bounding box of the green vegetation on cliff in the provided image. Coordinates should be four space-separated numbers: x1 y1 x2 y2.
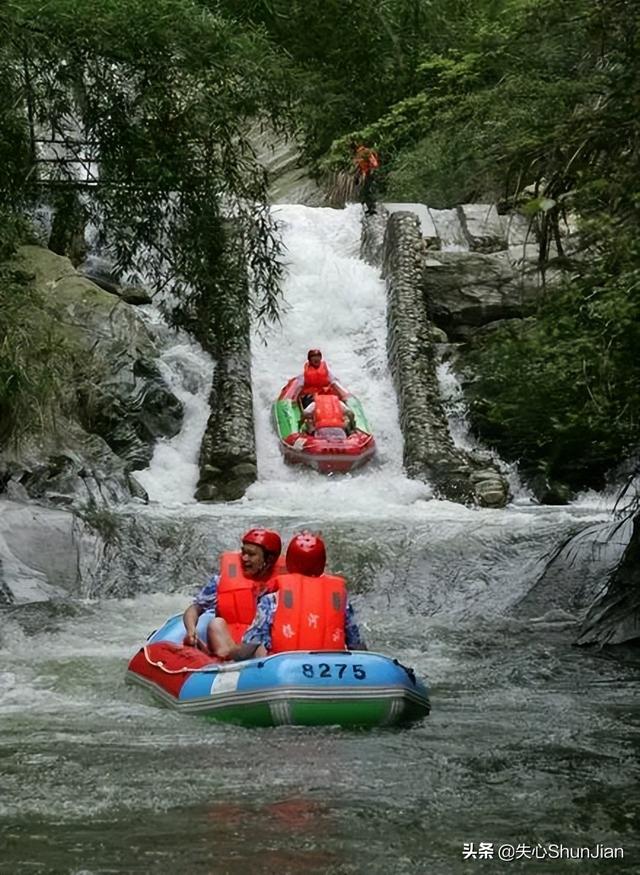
0 265 75 445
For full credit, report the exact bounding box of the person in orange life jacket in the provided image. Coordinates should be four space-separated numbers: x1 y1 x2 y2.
182 527 283 656
209 532 367 661
350 141 380 216
293 349 348 409
302 393 355 439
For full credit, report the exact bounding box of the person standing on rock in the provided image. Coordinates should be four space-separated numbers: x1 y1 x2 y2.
350 141 380 216
182 528 284 655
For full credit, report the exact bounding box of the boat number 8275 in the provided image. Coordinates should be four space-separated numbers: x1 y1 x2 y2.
301 663 367 680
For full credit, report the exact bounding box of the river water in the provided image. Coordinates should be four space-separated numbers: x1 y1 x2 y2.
1 206 639 874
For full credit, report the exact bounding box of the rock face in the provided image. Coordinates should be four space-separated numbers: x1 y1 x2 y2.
419 204 553 342
381 210 509 507
0 499 104 604
0 246 183 507
422 251 543 341
251 123 325 206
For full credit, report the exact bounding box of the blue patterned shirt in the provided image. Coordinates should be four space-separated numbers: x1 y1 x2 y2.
192 574 221 613
242 592 366 651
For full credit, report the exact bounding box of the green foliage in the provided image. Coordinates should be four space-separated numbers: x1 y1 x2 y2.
0 0 637 487
466 229 640 489
307 0 638 490
0 267 75 447
0 0 295 348
216 0 439 157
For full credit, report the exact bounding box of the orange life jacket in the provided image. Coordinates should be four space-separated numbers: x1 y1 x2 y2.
216 551 286 644
302 360 331 395
354 146 380 177
314 393 345 429
269 572 347 653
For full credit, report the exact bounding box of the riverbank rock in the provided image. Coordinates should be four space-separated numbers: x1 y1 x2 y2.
0 246 183 507
0 499 104 604
575 510 640 650
422 251 543 341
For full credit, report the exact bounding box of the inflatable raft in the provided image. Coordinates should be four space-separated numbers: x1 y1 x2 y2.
272 379 376 474
126 613 430 728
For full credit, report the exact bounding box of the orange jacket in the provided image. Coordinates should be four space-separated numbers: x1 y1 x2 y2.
354 146 380 177
302 360 331 395
314 393 345 429
269 572 347 653
216 551 286 644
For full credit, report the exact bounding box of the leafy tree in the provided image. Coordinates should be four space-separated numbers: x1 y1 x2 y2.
0 0 297 441
0 0 295 344
215 0 440 157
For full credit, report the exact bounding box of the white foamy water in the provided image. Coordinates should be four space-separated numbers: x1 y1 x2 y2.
245 204 432 514
132 328 214 505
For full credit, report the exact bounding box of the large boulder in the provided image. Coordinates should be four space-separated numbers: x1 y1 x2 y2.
422 250 544 341
0 247 183 506
0 499 103 604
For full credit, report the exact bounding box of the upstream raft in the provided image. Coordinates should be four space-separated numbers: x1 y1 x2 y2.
126 614 430 728
273 379 376 474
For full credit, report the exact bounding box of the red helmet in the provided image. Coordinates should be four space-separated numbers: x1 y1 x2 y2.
242 528 282 557
286 532 326 576
307 349 322 361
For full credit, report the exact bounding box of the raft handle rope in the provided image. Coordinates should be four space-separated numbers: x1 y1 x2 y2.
142 645 241 675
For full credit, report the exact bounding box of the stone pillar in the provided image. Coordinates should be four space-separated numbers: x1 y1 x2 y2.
195 276 257 502
383 211 508 507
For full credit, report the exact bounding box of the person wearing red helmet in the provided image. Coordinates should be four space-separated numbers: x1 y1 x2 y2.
292 349 348 408
209 532 366 660
182 527 284 656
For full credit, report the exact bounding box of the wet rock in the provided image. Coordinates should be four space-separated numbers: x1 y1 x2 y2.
0 499 104 604
470 472 510 508
422 251 543 341
119 285 153 305
430 325 449 344
457 203 508 252
527 473 574 505
194 482 220 502
0 246 180 506
196 270 257 501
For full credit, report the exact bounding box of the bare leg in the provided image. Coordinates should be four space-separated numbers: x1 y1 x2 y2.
207 617 237 659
